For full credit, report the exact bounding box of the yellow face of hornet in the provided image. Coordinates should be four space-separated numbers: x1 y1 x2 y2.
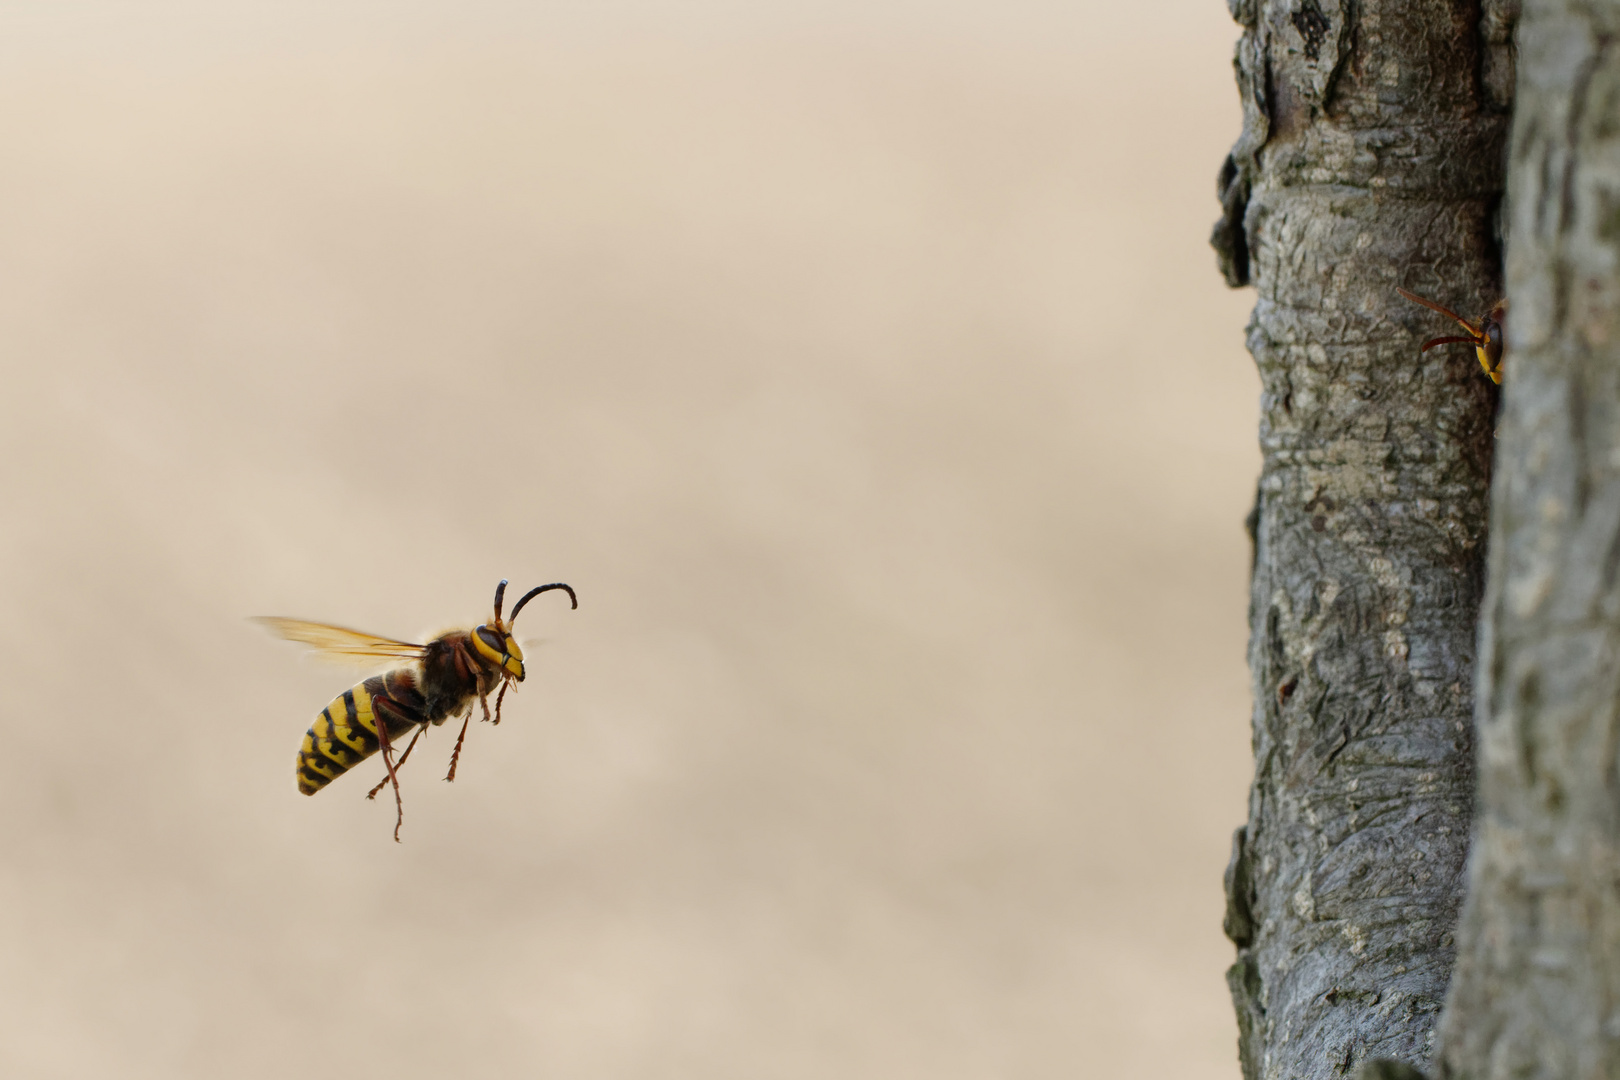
471 623 526 681
1396 287 1507 384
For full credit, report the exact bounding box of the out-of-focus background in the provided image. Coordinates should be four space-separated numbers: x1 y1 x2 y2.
0 2 1258 1077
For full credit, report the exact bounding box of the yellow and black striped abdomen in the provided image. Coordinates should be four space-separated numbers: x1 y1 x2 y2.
296 672 424 795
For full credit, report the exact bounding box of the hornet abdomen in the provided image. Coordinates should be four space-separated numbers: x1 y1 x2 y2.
296 670 426 795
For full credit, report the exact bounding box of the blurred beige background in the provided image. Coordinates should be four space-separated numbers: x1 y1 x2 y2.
0 2 1258 1077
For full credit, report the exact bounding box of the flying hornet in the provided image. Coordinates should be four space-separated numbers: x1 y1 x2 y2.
1397 286 1506 384
256 579 577 841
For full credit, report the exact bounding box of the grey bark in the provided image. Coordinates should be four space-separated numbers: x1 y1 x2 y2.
1215 2 1513 1077
1434 5 1620 1078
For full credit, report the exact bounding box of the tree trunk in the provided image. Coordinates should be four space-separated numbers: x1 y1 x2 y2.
1434 5 1620 1077
1215 2 1513 1077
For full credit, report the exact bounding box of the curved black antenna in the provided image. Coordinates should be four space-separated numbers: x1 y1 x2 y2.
509 582 578 622
492 579 509 623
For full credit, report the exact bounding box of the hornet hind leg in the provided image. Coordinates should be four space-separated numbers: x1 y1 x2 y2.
367 726 424 801
369 690 428 842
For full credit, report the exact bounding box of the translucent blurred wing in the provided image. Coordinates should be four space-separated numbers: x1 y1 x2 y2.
253 617 426 663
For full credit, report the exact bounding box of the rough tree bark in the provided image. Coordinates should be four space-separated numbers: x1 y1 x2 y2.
1214 2 1514 1077
1432 5 1620 1077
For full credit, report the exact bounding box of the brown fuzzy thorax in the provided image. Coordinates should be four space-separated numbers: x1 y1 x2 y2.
418 630 502 725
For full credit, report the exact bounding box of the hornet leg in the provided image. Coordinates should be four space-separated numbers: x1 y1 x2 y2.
444 641 491 783
367 726 423 801
445 711 473 783
370 695 418 843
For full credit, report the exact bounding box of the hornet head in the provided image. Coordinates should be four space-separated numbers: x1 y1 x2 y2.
469 579 578 681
